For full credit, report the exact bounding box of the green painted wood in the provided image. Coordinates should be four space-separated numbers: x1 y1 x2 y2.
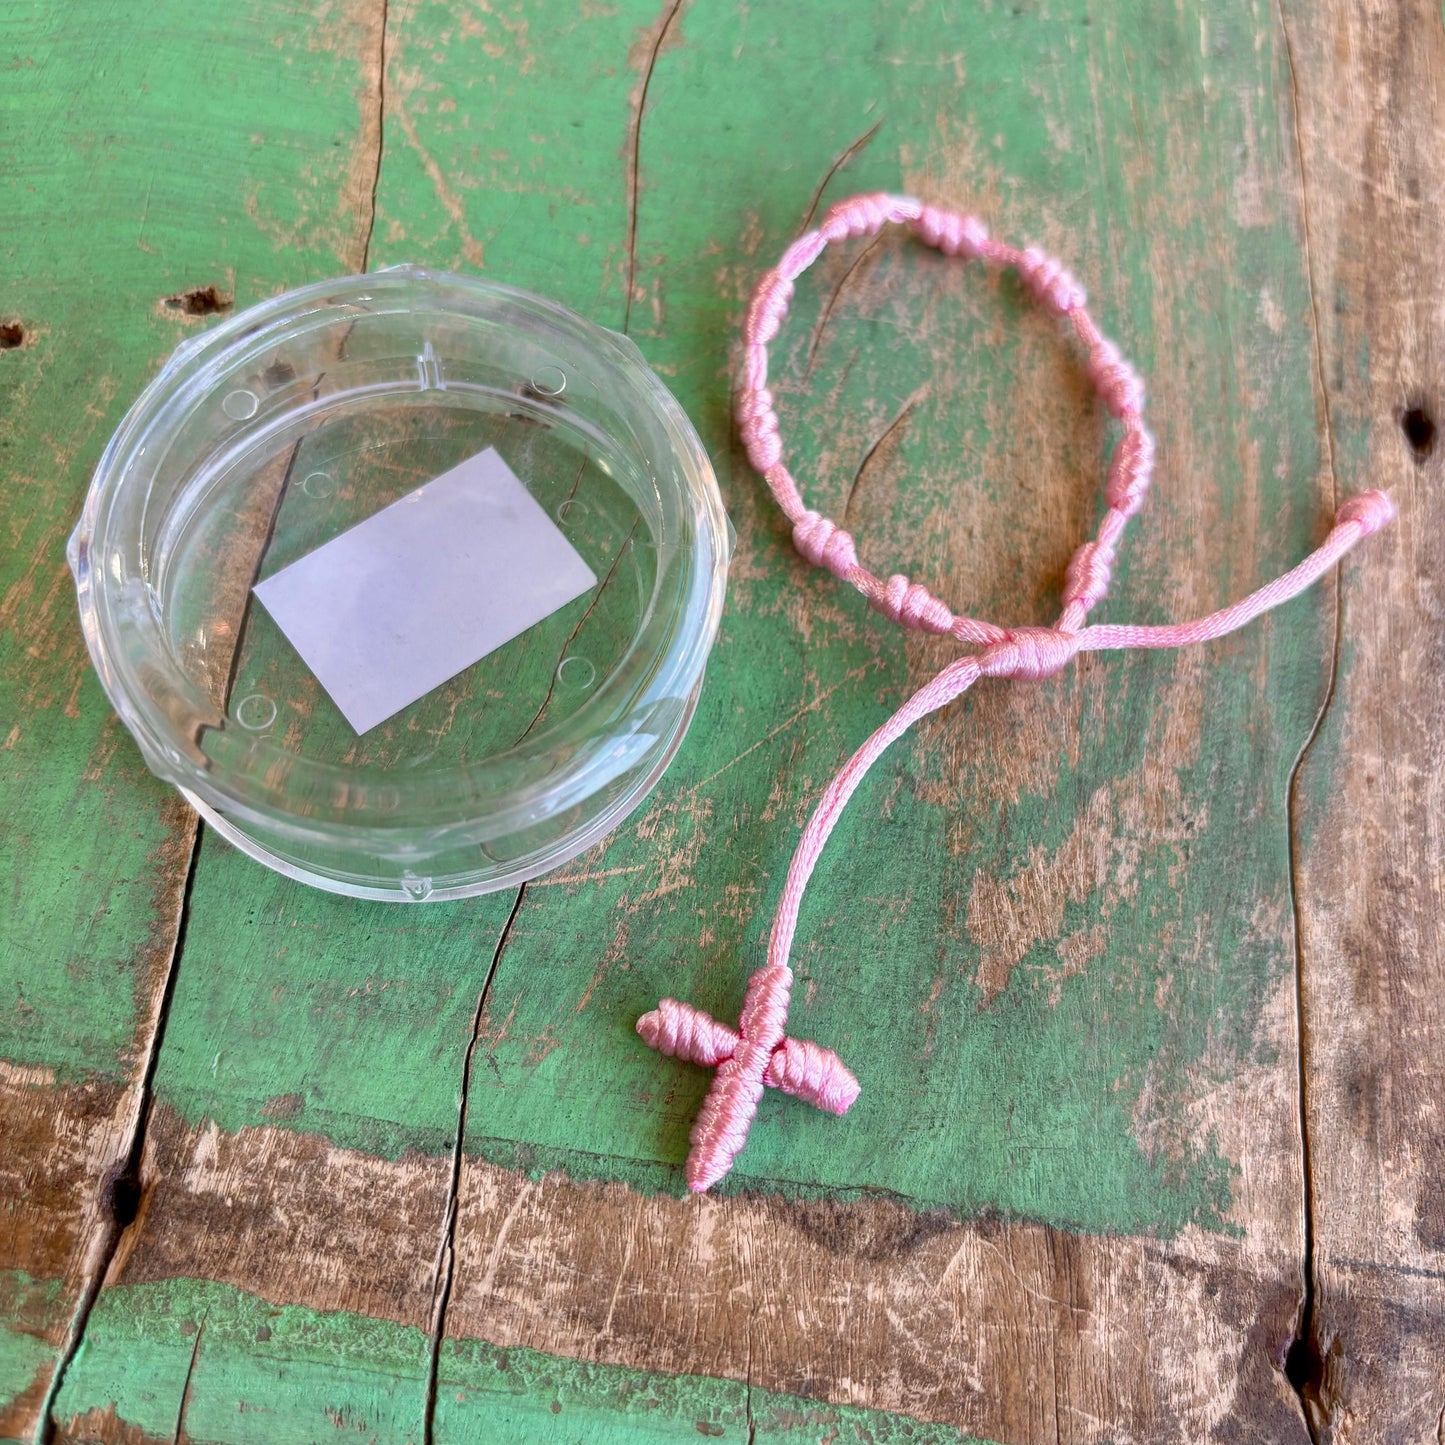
0 0 387 1424
46 1275 1001 1445
157 827 515 1159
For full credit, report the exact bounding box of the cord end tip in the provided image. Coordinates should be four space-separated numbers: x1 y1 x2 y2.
1337 489 1396 536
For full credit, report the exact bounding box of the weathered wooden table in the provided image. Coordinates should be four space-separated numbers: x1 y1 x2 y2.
3 2 1441 1441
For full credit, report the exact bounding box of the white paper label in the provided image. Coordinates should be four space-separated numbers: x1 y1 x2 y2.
253 447 598 734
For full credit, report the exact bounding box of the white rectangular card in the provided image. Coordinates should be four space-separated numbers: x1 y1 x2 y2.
253 447 597 734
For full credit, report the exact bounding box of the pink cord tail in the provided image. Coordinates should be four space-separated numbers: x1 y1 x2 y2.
1077 491 1395 655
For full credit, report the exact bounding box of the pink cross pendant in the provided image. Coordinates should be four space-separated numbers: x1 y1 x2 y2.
637 963 860 1192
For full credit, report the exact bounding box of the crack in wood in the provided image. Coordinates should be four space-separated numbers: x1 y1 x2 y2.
511 515 640 749
1276 2 1352 1439
743 1317 756 1445
421 884 528 1445
33 832 205 1444
361 0 389 271
799 118 884 234
623 0 686 334
171 1322 203 1445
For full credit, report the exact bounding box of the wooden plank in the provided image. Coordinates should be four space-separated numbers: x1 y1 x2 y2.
0 0 385 1434
36 0 1356 1441
1281 0 1445 1437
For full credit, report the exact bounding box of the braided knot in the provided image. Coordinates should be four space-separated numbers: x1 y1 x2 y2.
792 510 858 576
637 999 737 1067
1335 489 1396 536
737 388 783 470
745 268 794 345
1087 339 1145 418
764 1038 861 1115
1105 428 1156 517
911 205 989 258
1017 246 1086 315
979 626 1081 681
1062 540 1115 612
820 191 900 241
871 573 955 634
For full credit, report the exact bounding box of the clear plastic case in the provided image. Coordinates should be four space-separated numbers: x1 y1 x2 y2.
69 266 731 900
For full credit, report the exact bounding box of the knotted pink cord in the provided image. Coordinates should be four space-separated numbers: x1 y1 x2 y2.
639 190 1395 1194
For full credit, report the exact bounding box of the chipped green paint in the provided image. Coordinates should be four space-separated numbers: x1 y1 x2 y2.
156 829 516 1159
0 1275 63 1428
48 1276 998 1444
0 0 384 1069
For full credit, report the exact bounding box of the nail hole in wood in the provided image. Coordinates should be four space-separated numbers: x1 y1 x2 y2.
105 1166 141 1227
1401 405 1435 461
0 321 24 349
1283 1331 1323 1397
164 285 232 317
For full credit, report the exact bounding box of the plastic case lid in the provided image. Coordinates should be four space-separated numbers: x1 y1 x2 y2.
69 266 732 900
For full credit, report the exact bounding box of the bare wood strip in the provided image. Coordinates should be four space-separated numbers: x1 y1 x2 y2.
1282 0 1445 1435
80 1103 1310 1443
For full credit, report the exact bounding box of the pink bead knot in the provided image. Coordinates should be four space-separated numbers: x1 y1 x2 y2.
779 230 829 279
1105 428 1156 517
1018 246 1087 315
793 509 858 575
820 191 903 242
1063 540 1115 612
1335 490 1396 536
871 574 955 634
737 388 783 470
1087 339 1145 418
980 626 1082 681
911 205 989 258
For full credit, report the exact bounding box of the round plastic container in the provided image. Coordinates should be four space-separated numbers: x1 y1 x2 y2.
69 266 731 900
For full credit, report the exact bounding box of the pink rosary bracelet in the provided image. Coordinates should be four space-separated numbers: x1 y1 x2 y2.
637 190 1394 1194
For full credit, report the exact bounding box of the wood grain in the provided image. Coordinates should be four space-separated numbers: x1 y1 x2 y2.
1282 0 1445 1438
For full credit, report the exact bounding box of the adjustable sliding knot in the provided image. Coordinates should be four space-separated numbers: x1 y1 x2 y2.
793 510 858 575
872 574 955 634
978 627 1082 682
